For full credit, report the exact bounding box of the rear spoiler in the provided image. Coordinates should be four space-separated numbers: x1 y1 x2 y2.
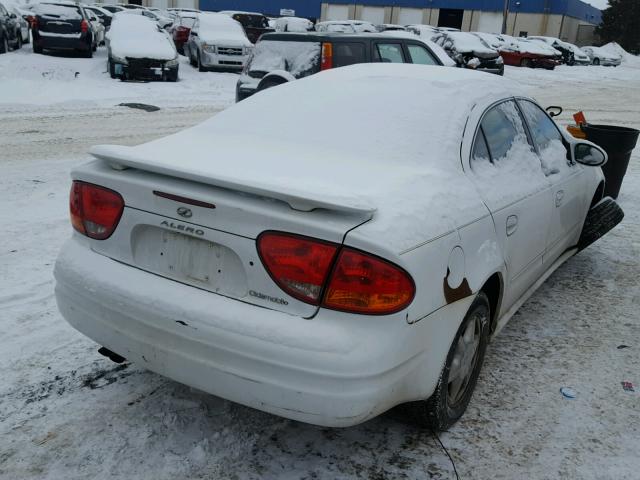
90 145 376 215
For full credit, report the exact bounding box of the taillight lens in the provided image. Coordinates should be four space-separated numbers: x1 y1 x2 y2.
324 249 415 315
320 42 333 70
257 232 338 304
257 232 415 315
70 181 124 240
80 19 88 32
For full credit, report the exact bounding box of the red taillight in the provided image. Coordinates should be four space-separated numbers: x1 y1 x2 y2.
257 231 415 315
70 181 124 240
323 249 415 315
257 232 338 304
320 42 333 70
80 19 88 33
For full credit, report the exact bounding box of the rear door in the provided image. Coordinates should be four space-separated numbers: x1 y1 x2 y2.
517 99 588 263
469 99 553 307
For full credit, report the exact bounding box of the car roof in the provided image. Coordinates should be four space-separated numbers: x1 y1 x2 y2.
260 32 429 42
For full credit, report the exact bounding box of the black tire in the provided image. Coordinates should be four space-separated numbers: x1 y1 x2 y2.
84 46 93 58
256 76 288 92
33 41 42 54
0 36 8 54
593 57 600 66
415 292 491 431
197 51 206 72
108 58 116 79
14 32 22 50
165 68 178 82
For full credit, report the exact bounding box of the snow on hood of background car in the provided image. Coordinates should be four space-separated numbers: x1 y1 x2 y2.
444 32 499 57
107 12 177 60
90 64 524 248
196 12 252 46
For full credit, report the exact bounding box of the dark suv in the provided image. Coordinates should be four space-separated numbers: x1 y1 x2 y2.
236 32 446 102
32 2 95 57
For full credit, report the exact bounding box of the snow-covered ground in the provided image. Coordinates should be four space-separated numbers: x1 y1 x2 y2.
1 45 639 479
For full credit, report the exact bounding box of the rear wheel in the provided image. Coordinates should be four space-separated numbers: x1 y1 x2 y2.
0 36 8 54
197 51 206 72
14 32 22 50
414 292 490 431
593 57 600 66
108 58 116 79
33 41 42 54
257 75 288 92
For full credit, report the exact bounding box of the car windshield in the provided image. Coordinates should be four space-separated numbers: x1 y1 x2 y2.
248 40 320 78
36 3 82 19
180 16 195 28
232 13 268 29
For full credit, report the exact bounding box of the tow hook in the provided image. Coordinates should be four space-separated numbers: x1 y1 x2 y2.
98 347 126 364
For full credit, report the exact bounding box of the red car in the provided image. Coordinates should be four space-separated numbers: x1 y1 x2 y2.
170 11 197 55
473 33 561 70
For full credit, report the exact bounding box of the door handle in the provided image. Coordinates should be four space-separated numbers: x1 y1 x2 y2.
506 215 518 236
555 190 565 207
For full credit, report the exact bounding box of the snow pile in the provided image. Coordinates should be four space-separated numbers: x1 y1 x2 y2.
197 13 252 46
600 42 640 67
107 13 176 61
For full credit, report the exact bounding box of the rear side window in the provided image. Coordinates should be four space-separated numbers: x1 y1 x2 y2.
480 101 531 162
374 43 405 63
333 42 366 68
248 40 320 79
407 44 439 65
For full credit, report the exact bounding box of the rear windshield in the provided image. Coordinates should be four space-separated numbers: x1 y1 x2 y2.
232 14 268 29
180 17 196 28
36 3 82 19
248 40 320 78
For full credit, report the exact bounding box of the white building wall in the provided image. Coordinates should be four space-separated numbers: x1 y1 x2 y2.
325 4 350 20
396 7 422 25
360 6 385 24
476 11 502 33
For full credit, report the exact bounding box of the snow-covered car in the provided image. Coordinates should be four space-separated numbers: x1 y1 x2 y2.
0 0 22 52
32 2 96 56
184 13 252 72
93 4 125 15
236 32 447 101
475 33 561 69
85 9 104 45
168 10 197 54
376 23 406 32
116 7 173 29
273 16 313 32
54 63 622 430
581 46 621 66
106 13 178 81
315 21 357 33
431 31 504 75
4 2 29 44
84 5 112 31
218 10 273 43
528 36 590 65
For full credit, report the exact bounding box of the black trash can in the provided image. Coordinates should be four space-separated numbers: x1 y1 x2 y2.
582 124 639 199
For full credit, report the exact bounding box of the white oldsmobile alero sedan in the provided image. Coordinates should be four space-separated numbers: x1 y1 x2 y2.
54 64 623 430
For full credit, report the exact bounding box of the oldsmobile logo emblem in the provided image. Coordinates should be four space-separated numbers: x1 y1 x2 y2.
177 207 193 218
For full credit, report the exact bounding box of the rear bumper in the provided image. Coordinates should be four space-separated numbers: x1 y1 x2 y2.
54 237 470 426
33 32 90 50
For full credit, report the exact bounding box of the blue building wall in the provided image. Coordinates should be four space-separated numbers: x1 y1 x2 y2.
199 0 602 24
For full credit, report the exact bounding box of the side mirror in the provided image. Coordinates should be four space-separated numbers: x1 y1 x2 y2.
546 105 563 117
575 143 606 166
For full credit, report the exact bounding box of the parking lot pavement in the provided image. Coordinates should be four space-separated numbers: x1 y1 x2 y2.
1 63 639 479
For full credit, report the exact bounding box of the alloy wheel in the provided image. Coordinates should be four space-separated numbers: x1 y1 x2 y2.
447 311 484 406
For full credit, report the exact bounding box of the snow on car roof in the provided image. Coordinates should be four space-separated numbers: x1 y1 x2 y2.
92 64 523 223
107 13 176 60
